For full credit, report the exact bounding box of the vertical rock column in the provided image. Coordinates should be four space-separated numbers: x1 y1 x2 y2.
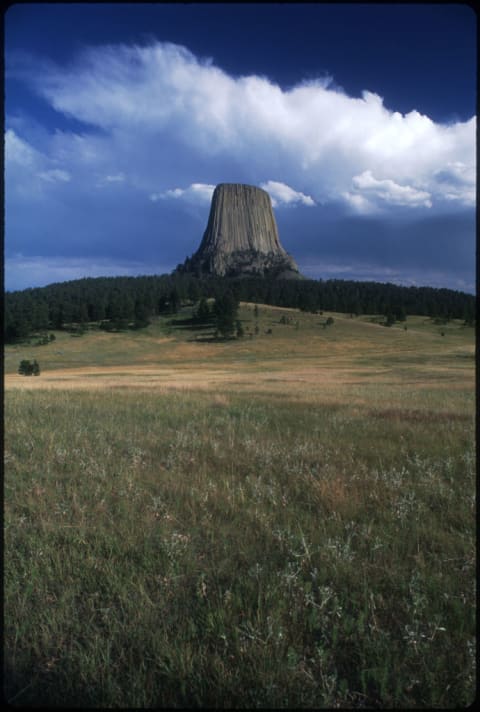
183 183 301 277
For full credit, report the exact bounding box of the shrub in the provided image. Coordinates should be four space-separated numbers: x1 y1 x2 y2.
18 359 40 376
130 319 150 330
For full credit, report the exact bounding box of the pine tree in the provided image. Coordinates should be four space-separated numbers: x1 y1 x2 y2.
194 297 211 324
214 291 239 339
18 359 40 376
385 311 396 327
168 288 180 314
18 360 32 375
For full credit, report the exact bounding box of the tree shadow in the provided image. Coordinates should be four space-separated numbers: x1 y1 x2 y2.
169 317 215 332
187 334 236 343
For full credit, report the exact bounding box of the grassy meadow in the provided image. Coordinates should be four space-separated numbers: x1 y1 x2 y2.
4 304 476 707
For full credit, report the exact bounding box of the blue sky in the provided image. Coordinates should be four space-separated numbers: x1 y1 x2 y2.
4 2 476 292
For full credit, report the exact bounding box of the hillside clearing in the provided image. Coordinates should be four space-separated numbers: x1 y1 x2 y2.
4 305 474 408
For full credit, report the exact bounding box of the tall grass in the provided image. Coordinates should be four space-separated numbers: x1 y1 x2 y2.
4 387 475 707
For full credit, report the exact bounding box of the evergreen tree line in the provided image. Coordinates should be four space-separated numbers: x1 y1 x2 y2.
4 273 476 343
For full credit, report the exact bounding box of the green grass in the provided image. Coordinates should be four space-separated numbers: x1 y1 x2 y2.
4 306 476 707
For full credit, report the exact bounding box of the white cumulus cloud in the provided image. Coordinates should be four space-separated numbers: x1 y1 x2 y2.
5 128 39 167
431 161 476 205
151 182 216 203
11 40 474 212
5 128 73 199
104 172 125 183
348 170 432 210
38 168 71 182
260 180 315 207
95 172 126 188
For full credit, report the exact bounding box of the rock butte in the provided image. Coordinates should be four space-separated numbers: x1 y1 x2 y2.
178 183 302 279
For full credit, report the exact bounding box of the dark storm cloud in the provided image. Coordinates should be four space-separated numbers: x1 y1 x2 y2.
277 205 475 292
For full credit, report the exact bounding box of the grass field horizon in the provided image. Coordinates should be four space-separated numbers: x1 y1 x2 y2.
4 302 475 707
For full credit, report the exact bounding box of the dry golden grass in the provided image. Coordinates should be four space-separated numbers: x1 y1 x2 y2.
4 304 474 416
4 359 467 387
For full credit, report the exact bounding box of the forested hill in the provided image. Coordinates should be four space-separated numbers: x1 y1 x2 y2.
4 273 476 342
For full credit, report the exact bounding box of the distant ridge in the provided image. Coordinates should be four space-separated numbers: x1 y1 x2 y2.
178 183 302 279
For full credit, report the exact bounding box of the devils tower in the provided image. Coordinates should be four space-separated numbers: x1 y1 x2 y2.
178 183 302 279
